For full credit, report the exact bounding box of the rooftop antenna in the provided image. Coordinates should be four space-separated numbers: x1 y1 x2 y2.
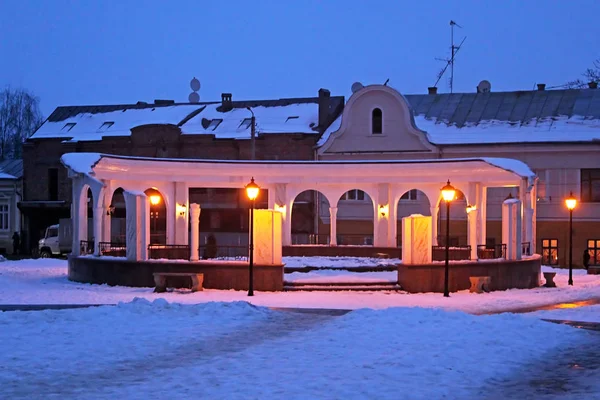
433 20 466 93
383 78 390 86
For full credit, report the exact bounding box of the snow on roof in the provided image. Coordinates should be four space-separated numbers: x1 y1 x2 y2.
417 115 600 145
60 153 102 174
32 105 204 141
0 172 16 180
180 103 319 138
317 113 341 147
60 152 535 181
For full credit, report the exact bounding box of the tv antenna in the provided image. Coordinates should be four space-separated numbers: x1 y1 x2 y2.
433 20 466 93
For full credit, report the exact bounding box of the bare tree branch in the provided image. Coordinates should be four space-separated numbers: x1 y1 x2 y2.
0 87 43 159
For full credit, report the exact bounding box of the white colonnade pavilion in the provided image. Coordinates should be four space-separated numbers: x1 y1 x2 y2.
61 153 537 261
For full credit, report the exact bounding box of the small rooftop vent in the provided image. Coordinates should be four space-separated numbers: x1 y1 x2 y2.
477 80 491 93
537 83 546 91
428 87 438 95
589 81 598 89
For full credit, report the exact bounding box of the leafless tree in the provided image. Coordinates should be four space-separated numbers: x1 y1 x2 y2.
0 87 43 160
565 58 600 89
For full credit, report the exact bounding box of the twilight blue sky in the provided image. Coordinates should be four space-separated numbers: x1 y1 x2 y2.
1 0 599 116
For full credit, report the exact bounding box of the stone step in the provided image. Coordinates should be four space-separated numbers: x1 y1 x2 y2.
283 282 403 292
284 280 396 287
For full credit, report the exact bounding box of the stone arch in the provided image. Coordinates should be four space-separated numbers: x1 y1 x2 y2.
108 187 126 244
144 188 166 245
336 188 374 246
290 189 331 245
395 188 432 247
437 187 468 247
78 185 94 248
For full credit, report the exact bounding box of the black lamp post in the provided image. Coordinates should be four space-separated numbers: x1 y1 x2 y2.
565 191 577 286
441 180 456 297
245 177 260 296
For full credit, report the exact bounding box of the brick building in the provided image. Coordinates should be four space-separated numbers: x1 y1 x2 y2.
21 90 344 250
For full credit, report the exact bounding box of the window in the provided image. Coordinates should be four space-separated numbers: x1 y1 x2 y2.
541 239 559 265
98 121 114 132
400 189 418 201
239 118 252 129
372 108 382 134
588 239 600 266
62 123 76 132
0 204 8 230
48 168 59 201
581 169 600 202
342 189 365 201
208 119 223 131
47 227 58 238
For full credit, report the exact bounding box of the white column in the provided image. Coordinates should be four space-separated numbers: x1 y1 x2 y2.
71 178 87 256
467 209 478 260
478 186 488 248
124 192 149 261
374 183 390 248
173 182 189 245
430 206 439 246
388 201 397 248
189 203 200 261
93 206 104 256
502 199 522 261
329 207 338 246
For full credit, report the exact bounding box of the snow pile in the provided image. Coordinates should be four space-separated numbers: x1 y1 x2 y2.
0 300 590 399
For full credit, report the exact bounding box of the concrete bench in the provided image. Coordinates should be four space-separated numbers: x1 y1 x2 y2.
153 272 204 293
543 272 557 287
469 276 491 293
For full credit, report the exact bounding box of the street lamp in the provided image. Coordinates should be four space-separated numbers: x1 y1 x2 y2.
245 177 260 296
441 180 456 297
565 191 577 285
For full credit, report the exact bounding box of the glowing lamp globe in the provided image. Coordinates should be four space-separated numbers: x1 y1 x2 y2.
441 180 456 202
565 192 577 211
149 195 161 206
245 177 260 201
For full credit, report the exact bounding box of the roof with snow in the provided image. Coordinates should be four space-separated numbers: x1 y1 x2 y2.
0 159 23 180
31 95 344 142
318 87 600 147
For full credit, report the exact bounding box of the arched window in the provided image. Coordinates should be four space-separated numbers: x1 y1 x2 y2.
372 108 382 134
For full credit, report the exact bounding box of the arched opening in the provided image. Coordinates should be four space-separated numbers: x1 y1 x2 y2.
291 190 330 244
372 108 382 134
337 189 374 245
109 188 126 245
396 189 431 247
144 188 166 245
438 189 468 247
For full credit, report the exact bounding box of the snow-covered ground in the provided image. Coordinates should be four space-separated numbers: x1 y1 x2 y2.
1 257 599 399
1 257 599 316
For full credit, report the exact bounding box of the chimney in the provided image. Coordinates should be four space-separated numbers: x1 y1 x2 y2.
428 87 438 95
318 88 331 129
589 81 598 89
221 93 233 111
537 83 546 91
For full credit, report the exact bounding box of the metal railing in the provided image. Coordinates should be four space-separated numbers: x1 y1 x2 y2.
199 245 249 261
521 242 531 256
476 244 507 260
432 245 471 261
292 233 330 245
79 240 94 255
98 241 127 257
148 244 189 260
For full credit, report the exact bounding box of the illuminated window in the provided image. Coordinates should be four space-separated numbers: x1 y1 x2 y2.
588 239 600 266
400 189 418 201
342 189 365 201
541 239 559 265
